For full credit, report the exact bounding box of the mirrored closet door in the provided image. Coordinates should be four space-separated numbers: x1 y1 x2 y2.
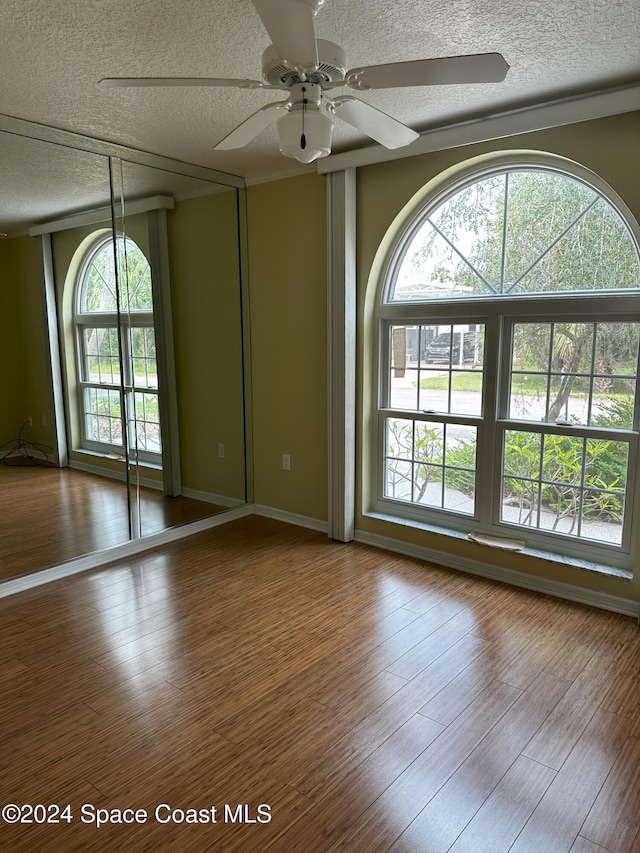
0 122 247 584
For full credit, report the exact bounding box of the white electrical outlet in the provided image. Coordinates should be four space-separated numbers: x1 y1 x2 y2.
282 453 291 470
41 414 47 426
27 415 32 426
218 443 225 458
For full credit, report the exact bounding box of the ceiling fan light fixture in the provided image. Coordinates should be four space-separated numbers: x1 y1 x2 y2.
277 109 333 163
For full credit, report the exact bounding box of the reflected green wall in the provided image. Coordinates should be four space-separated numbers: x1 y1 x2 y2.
356 112 640 602
0 236 52 449
167 190 245 501
0 240 24 443
49 194 246 502
247 172 328 520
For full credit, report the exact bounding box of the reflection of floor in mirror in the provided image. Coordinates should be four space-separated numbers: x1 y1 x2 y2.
0 464 226 582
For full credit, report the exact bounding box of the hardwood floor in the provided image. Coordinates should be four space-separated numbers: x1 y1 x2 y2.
1 515 639 853
0 465 227 581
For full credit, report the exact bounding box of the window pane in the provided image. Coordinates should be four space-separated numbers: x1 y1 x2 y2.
595 323 640 376
451 373 483 416
511 195 640 295
444 426 476 513
542 435 584 485
389 324 484 415
592 384 635 429
503 172 597 288
503 430 541 479
417 463 443 506
418 324 484 415
582 491 624 544
121 242 153 310
384 418 414 499
384 417 476 514
83 327 121 385
513 323 551 372
547 375 590 423
389 325 419 409
502 430 629 544
84 387 122 446
82 247 118 311
501 477 540 528
391 176 506 301
537 486 581 537
130 327 158 389
585 439 628 493
131 392 161 453
511 322 639 426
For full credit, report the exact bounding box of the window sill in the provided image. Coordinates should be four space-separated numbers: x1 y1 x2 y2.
72 448 162 472
363 510 633 582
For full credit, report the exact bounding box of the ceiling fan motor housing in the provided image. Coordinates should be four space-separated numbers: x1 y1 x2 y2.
262 38 347 86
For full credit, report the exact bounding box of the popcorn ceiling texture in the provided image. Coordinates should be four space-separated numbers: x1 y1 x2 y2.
0 0 638 183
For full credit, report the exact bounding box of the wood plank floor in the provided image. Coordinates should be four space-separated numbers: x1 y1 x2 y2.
1 515 639 853
0 465 227 581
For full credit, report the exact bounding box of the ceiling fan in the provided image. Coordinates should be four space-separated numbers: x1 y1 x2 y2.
99 0 509 164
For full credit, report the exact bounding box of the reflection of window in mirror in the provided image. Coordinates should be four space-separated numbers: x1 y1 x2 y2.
73 234 162 466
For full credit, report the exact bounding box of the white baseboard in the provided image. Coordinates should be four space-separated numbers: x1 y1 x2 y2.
252 504 329 534
69 459 163 490
354 529 639 619
68 462 245 506
181 487 245 508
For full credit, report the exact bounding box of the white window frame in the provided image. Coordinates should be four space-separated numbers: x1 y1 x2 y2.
374 152 640 573
74 235 161 465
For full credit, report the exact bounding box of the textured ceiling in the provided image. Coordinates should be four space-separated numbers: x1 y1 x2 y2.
0 0 639 228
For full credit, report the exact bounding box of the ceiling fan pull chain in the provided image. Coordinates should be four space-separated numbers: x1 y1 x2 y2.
301 85 307 150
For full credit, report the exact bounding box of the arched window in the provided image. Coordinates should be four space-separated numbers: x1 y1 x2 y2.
375 153 640 571
75 235 161 462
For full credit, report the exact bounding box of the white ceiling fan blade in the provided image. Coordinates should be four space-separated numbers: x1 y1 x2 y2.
214 101 289 150
99 77 268 89
331 97 419 149
346 53 510 90
252 0 319 70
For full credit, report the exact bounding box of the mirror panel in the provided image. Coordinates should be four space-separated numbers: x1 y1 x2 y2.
0 132 133 579
0 129 247 585
117 159 246 536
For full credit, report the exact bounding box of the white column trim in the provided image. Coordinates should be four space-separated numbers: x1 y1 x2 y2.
147 208 181 496
38 233 68 467
327 168 356 541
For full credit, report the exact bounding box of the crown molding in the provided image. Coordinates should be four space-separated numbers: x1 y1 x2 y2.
318 81 640 174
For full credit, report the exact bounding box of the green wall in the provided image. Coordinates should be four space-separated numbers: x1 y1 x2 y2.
247 172 328 520
356 111 640 603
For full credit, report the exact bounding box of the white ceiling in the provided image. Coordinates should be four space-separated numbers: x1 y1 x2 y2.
1 0 639 186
